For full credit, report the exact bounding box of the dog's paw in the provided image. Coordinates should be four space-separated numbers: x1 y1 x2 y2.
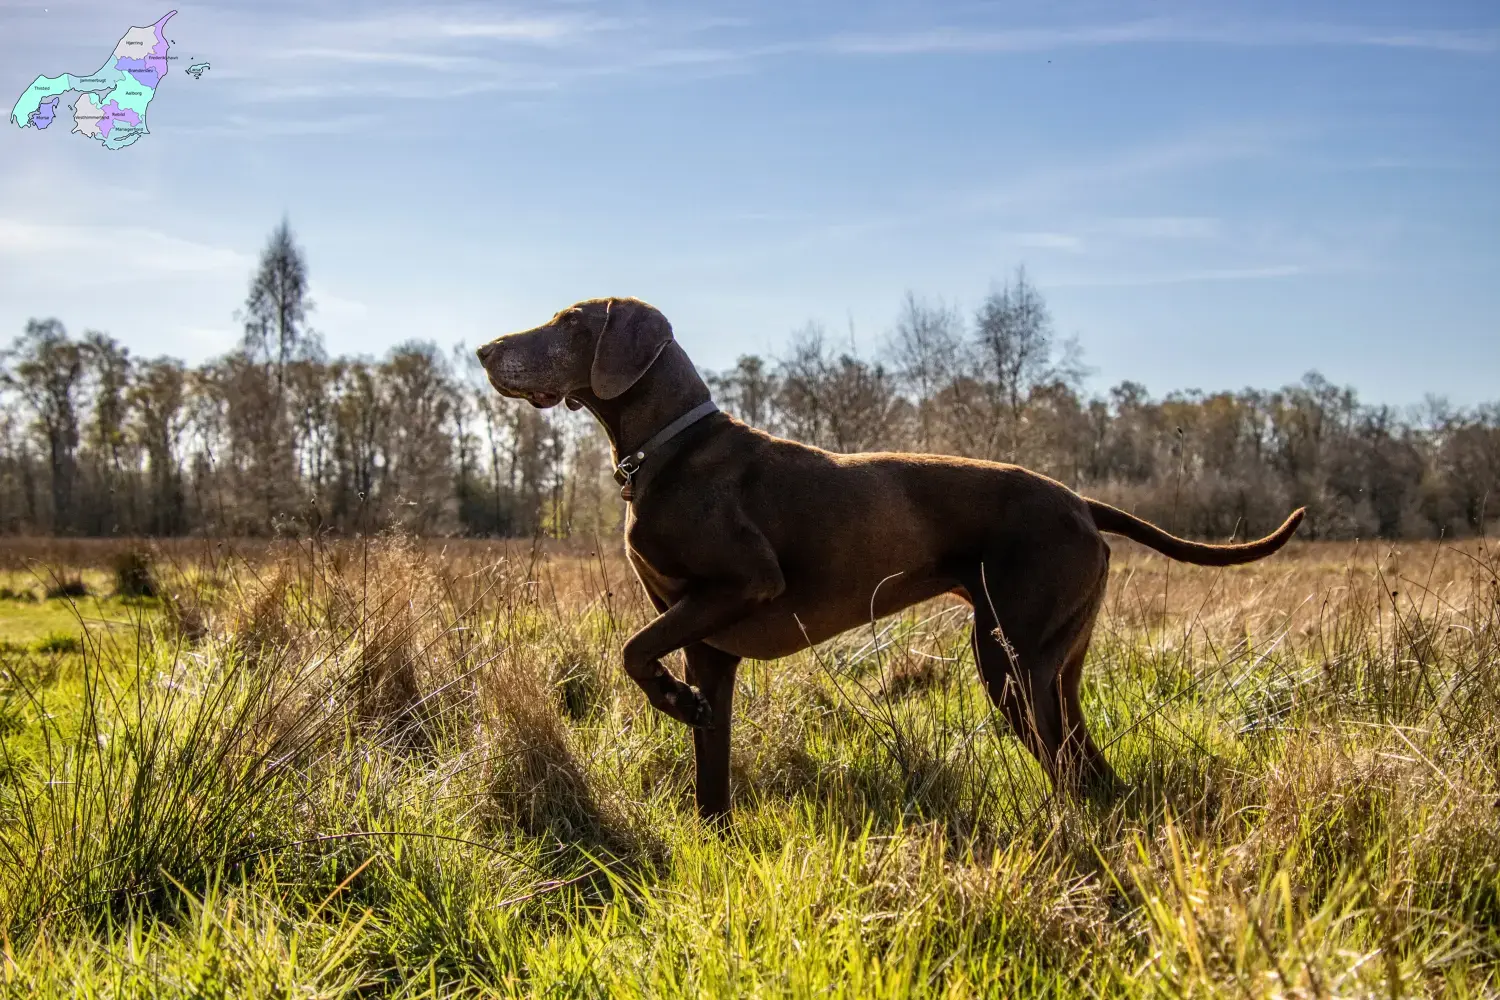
661 683 715 729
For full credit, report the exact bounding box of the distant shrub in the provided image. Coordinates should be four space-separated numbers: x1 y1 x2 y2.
34 631 81 655
549 631 608 722
113 549 159 599
162 589 211 644
44 577 90 600
884 653 950 699
0 586 38 602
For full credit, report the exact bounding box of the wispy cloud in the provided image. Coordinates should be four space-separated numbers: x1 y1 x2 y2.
741 126 1284 261
140 1 1498 111
1014 231 1085 251
962 124 1291 216
311 286 369 321
0 218 249 274
11 2 1497 116
826 21 1175 56
435 15 629 42
272 47 496 72
1318 27 1499 54
824 20 1500 57
199 5 669 102
1050 264 1308 288
1098 216 1222 240
262 7 620 50
995 218 1222 255
174 113 384 137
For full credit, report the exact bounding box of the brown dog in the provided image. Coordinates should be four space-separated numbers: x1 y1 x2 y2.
477 297 1303 817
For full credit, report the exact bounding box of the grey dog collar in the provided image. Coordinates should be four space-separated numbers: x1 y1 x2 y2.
613 399 719 500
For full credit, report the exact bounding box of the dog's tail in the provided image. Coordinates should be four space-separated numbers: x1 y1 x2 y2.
1086 500 1305 567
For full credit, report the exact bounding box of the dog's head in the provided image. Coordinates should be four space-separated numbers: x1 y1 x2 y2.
476 297 674 409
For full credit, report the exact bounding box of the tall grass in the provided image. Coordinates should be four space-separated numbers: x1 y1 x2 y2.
0 534 1496 996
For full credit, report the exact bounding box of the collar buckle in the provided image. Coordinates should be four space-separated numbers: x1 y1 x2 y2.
610 400 719 503
613 452 643 489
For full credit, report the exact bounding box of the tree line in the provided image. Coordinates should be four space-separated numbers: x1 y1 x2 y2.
2 222 1496 541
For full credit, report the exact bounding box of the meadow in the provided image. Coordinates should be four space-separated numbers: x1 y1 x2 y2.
0 532 1497 997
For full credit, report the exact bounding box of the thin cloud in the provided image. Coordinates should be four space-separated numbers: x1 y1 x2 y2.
824 19 1499 57
0 219 250 274
1002 219 1222 252
827 21 1175 55
173 3 1499 111
962 124 1291 216
1051 264 1308 288
1098 216 1222 240
173 113 384 137
238 74 558 102
736 127 1284 258
272 47 496 72
276 8 620 49
1293 25 1499 53
12 3 1498 119
1014 231 1086 251
436 16 630 41
311 286 370 320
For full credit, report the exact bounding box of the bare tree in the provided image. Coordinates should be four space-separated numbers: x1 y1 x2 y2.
221 219 321 532
0 385 40 531
286 357 340 523
4 245 1499 542
2 320 86 532
380 342 458 533
973 267 1084 460
79 331 133 532
775 324 904 454
240 217 318 394
707 354 779 432
131 357 188 534
888 292 963 452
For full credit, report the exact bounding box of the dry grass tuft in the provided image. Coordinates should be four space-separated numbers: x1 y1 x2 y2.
2 535 1498 996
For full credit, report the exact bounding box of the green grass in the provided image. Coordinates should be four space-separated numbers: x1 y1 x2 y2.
0 537 1497 997
0 588 144 645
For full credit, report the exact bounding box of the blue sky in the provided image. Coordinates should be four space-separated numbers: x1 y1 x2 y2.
2 0 1497 405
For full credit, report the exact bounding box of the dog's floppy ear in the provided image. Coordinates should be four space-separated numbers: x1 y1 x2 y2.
590 298 673 399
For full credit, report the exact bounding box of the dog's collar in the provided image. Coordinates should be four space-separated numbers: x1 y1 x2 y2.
613 399 719 501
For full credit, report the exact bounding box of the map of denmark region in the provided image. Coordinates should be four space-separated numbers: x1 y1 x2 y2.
72 94 104 139
28 96 62 129
9 10 176 149
11 75 71 127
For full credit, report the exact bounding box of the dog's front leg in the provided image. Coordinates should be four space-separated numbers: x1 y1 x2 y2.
623 580 780 729
684 643 740 821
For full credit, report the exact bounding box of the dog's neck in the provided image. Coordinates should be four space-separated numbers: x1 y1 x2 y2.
570 342 713 463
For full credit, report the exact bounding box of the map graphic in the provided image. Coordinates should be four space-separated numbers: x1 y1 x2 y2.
10 10 179 150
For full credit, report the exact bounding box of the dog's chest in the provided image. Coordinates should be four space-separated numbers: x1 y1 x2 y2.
626 545 690 604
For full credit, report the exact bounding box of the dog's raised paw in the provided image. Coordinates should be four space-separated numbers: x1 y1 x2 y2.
661 684 715 729
681 688 715 729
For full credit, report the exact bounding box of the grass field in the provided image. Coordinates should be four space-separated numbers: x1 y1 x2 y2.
0 533 1497 997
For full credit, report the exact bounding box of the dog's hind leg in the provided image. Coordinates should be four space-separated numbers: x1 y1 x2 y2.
1055 571 1118 799
963 550 1113 798
966 588 1065 782
684 643 740 821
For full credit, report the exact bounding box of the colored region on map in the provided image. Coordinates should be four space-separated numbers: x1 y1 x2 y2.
186 62 210 80
27 97 62 129
10 10 177 150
